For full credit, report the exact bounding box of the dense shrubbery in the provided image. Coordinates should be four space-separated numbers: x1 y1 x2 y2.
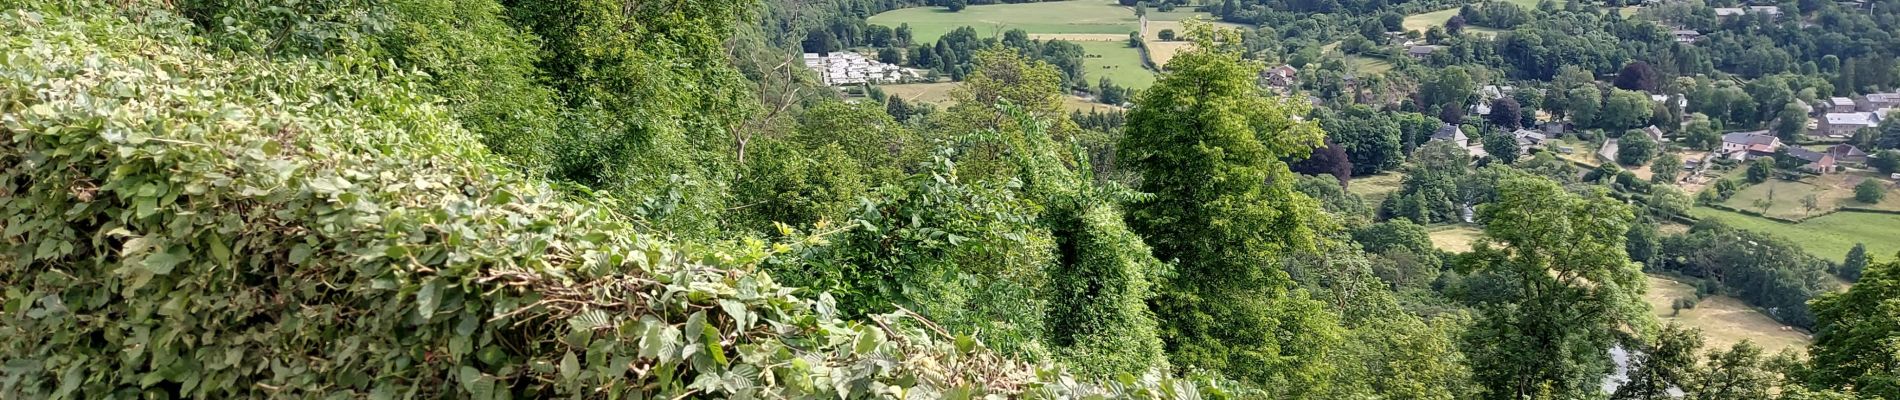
0 8 1211 398
1655 222 1839 328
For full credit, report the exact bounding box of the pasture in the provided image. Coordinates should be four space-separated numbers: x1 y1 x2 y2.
1079 41 1156 89
1688 207 1900 262
1643 274 1810 356
1719 173 1900 220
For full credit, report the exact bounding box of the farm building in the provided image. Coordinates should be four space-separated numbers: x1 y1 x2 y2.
1720 131 1781 161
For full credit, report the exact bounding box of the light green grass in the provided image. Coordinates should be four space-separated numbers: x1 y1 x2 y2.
1078 41 1155 89
869 0 1138 44
1689 207 1900 262
1344 55 1394 75
1348 172 1406 206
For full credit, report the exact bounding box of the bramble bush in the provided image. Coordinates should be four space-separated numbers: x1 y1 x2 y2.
0 7 1214 398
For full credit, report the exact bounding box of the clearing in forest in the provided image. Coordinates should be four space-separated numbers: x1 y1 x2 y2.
1643 274 1810 356
1426 225 1485 253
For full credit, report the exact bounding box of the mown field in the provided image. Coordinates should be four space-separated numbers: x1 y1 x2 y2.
1688 207 1900 262
867 0 1138 44
1643 274 1810 356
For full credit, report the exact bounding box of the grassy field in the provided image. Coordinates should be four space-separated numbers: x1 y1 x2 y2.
1344 55 1395 75
1643 274 1810 356
1427 225 1486 253
880 82 1124 113
868 0 1138 44
879 82 959 105
1720 173 1900 220
1139 19 1248 68
1079 41 1156 89
1689 207 1900 262
1348 172 1406 206
1402 0 1542 34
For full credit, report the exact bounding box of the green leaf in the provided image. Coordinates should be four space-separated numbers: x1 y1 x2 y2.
954 334 977 354
559 351 579 380
417 279 442 320
288 243 314 265
143 247 186 275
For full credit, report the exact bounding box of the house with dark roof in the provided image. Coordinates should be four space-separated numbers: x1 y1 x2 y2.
1432 124 1468 147
1786 147 1837 173
1406 45 1443 59
1827 97 1859 113
1859 92 1900 111
1720 131 1781 160
1821 111 1882 137
1828 144 1870 166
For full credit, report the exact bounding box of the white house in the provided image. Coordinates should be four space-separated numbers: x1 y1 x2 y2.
1720 131 1782 160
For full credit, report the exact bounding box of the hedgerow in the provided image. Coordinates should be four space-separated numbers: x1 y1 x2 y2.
0 6 1212 398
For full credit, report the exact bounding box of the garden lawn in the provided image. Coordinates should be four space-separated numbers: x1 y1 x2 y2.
869 0 1138 44
1643 274 1810 356
1427 225 1486 253
1689 207 1900 262
1345 55 1394 75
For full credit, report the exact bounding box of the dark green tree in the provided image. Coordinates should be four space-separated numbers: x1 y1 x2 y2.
1613 324 1704 400
1855 178 1886 203
1119 32 1342 393
1808 256 1900 398
1461 177 1646 399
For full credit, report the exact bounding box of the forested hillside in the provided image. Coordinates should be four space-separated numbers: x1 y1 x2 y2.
2 0 1900 399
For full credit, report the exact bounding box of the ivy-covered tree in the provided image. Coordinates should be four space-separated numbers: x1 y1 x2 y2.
1119 30 1342 393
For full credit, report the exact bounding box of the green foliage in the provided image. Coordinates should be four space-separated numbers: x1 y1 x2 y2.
1119 32 1341 393
1748 157 1778 183
1855 178 1887 203
1613 324 1704 400
1461 177 1646 399
1656 221 1836 328
1839 243 1869 282
1618 129 1659 166
180 0 564 172
1808 256 1900 398
1323 104 1405 175
0 9 1216 398
503 0 757 236
1651 152 1683 184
